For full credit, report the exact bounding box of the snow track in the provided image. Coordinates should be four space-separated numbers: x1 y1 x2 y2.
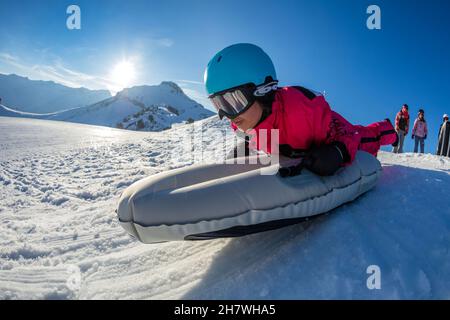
0 116 449 299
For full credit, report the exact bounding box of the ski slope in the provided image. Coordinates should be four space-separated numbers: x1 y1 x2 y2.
0 116 449 299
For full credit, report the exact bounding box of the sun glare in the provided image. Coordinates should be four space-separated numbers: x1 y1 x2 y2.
110 60 136 90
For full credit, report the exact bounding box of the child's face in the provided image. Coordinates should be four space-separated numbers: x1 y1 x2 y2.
230 101 263 132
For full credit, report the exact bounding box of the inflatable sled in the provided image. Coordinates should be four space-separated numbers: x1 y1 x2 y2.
116 151 382 243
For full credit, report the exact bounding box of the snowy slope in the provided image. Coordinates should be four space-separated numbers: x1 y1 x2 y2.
0 82 214 131
0 73 111 113
0 104 52 119
0 116 449 300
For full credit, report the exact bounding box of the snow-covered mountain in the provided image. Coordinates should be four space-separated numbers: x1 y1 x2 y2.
0 73 111 113
0 116 449 299
0 81 214 131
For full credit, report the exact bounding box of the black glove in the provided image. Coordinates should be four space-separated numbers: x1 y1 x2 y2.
412 134 415 139
424 134 427 140
278 161 306 178
302 142 348 176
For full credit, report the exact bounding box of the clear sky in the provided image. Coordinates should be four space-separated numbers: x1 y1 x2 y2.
0 0 449 152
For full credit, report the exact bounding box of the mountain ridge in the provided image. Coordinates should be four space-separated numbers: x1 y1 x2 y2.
0 73 111 113
0 79 214 131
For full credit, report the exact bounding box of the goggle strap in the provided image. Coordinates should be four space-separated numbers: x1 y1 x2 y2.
253 81 278 97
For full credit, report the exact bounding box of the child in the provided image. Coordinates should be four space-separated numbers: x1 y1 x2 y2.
204 43 398 176
411 109 428 153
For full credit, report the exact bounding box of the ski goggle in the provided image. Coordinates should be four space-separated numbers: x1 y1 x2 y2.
209 82 278 119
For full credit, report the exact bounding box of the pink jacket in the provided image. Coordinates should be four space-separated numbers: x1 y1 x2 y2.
232 86 397 164
412 119 428 138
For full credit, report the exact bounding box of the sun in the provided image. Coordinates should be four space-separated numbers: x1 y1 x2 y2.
110 60 136 89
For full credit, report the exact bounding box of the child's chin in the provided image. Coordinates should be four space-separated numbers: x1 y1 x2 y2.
234 121 254 132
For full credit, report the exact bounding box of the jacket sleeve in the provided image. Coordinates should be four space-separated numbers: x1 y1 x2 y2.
412 119 418 135
326 111 359 164
425 122 428 136
301 94 356 164
394 112 400 131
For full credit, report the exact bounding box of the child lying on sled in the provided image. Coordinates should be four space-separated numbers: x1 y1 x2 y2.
204 43 398 176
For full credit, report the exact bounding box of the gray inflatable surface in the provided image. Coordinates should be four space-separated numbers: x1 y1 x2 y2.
117 151 382 243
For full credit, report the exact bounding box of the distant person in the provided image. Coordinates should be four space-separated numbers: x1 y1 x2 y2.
392 104 410 153
438 114 448 136
411 109 427 153
437 114 450 157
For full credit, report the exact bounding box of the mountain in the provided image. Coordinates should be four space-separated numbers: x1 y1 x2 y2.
0 81 214 131
0 73 111 113
0 116 449 299
49 81 214 130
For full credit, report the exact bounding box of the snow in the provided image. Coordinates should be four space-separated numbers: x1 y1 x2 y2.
0 116 449 299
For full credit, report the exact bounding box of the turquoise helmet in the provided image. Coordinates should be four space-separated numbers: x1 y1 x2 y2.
204 43 277 96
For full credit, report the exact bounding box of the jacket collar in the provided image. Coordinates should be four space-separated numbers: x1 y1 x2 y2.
251 89 283 132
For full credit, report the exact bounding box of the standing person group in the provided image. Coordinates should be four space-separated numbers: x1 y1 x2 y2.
392 104 449 156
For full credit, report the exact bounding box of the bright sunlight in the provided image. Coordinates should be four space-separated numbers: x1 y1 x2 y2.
110 60 136 90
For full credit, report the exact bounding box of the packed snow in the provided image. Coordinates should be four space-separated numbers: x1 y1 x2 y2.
0 116 449 299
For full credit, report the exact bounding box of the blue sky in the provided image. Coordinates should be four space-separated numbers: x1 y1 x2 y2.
0 0 449 152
